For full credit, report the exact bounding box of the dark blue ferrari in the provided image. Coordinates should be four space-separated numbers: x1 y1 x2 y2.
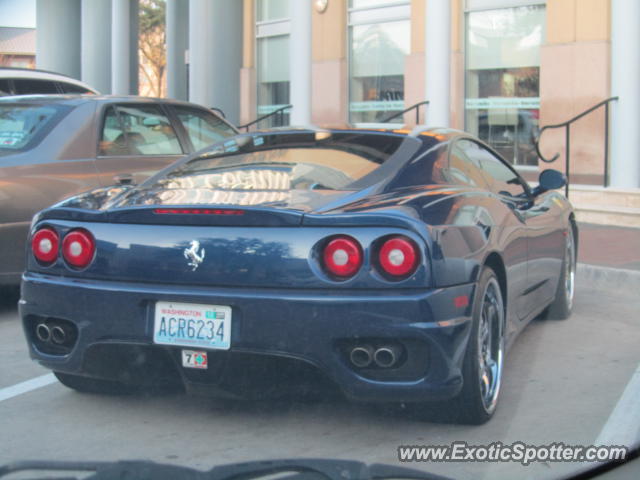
20 127 577 424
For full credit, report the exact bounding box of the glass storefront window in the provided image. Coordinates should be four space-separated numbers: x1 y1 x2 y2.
350 0 408 8
465 5 545 166
348 1 410 125
256 0 290 126
257 35 290 117
256 0 289 22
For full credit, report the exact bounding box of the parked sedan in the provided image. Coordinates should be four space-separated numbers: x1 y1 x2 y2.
0 95 238 285
20 127 576 424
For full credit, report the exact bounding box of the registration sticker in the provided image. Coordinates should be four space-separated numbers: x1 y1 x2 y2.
182 350 208 369
153 301 231 350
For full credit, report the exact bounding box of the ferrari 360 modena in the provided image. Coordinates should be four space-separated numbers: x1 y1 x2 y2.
20 127 577 424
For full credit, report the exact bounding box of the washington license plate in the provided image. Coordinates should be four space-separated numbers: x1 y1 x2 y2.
153 301 231 350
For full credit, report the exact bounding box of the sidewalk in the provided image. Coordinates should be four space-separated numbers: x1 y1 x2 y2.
578 222 640 271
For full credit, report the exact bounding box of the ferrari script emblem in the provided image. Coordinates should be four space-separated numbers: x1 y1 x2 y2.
184 240 205 271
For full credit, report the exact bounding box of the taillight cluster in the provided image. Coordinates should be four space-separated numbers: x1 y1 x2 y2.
323 236 363 278
320 235 420 281
31 227 96 269
31 228 59 264
377 236 418 277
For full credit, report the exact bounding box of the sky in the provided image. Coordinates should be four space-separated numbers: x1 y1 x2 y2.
0 0 36 28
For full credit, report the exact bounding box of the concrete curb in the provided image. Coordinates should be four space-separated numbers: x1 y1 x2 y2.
577 263 640 291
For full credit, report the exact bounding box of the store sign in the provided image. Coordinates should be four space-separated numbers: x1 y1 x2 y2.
257 104 291 115
349 101 405 112
465 97 540 110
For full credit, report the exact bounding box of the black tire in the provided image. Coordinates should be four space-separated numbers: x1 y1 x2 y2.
54 372 136 395
449 267 505 425
546 225 576 320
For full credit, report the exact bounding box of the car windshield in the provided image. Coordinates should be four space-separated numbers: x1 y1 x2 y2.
0 104 67 153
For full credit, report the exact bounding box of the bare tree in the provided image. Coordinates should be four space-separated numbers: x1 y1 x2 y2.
139 0 166 97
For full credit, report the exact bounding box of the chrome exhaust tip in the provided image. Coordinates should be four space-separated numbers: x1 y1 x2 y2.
374 346 400 368
349 345 374 368
50 325 67 345
35 323 51 342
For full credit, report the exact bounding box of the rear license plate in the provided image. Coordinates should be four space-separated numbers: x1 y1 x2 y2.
153 301 231 350
182 350 208 369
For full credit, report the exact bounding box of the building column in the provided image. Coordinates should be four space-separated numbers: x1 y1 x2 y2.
189 0 242 124
610 0 640 188
111 0 138 95
81 0 112 93
424 0 451 126
166 0 189 100
290 0 311 125
239 0 256 125
35 0 81 79
311 0 347 125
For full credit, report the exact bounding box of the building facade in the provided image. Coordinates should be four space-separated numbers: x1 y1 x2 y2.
35 0 640 189
0 27 36 68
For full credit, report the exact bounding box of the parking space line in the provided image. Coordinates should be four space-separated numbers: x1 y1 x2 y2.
0 373 57 403
596 363 640 448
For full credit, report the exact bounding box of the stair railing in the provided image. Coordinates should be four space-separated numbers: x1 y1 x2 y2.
535 96 619 197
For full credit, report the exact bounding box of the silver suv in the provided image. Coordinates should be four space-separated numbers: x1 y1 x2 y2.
0 67 99 96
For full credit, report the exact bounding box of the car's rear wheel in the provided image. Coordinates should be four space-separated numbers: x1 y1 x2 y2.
546 225 576 320
54 372 136 395
450 267 505 425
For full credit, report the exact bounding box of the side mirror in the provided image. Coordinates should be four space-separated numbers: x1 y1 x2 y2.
114 173 134 186
533 169 566 196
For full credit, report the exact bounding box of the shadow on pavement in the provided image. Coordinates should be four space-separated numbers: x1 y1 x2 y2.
0 286 20 314
197 392 462 425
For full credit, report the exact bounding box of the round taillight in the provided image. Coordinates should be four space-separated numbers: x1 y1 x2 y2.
32 228 59 265
323 236 363 278
378 236 419 278
62 229 95 268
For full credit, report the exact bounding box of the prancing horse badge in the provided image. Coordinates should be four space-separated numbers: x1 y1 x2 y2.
184 240 205 271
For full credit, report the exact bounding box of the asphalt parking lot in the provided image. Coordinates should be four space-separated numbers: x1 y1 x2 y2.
1 276 639 480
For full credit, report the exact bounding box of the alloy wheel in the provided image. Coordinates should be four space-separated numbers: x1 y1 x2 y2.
564 229 576 310
477 278 504 414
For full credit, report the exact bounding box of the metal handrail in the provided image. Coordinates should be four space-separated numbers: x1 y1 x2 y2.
535 96 619 197
238 104 292 132
210 107 226 119
381 100 429 124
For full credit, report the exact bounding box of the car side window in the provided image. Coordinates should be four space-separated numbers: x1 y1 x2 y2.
0 79 11 95
445 141 489 188
173 107 236 151
12 79 59 94
99 104 183 156
461 140 527 197
60 82 93 94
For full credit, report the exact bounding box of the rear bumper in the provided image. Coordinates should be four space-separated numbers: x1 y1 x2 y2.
20 273 476 403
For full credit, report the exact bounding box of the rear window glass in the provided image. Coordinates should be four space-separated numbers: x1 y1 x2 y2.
0 104 67 152
174 106 237 150
165 148 378 191
154 132 408 192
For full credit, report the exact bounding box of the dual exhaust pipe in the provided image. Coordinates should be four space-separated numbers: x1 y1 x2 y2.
35 322 72 346
349 344 402 369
